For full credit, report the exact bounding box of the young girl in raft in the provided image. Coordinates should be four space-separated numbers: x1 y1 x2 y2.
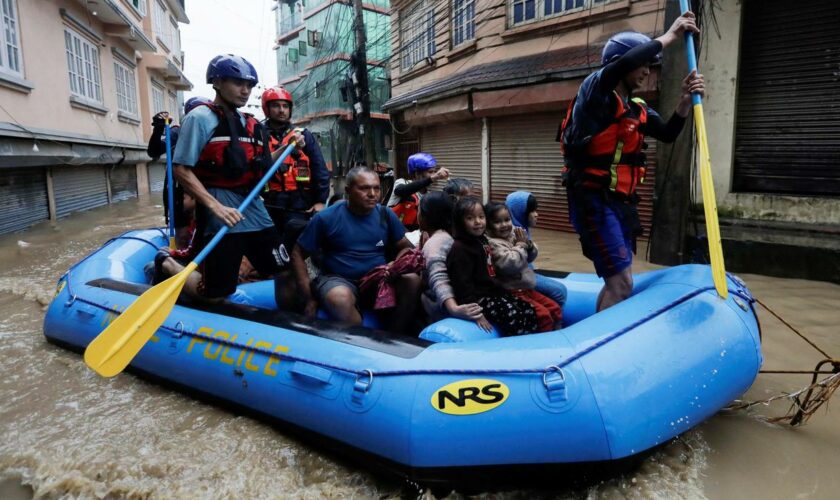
484 202 562 331
446 197 538 336
418 192 483 323
505 191 568 308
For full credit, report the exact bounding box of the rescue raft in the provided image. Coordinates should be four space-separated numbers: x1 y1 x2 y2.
43 229 762 486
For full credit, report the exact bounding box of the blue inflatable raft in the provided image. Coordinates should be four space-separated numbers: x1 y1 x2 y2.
43 229 762 486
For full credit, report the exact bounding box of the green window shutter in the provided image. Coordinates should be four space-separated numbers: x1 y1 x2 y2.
288 48 299 63
299 40 307 56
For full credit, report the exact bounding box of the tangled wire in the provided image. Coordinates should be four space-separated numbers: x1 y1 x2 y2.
723 297 839 426
725 359 840 426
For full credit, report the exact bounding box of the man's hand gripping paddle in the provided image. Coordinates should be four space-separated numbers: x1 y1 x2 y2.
84 142 297 377
678 0 728 299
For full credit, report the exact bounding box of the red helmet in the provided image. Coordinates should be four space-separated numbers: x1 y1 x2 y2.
261 86 293 117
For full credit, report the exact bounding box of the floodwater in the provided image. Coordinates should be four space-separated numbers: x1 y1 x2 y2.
0 195 838 499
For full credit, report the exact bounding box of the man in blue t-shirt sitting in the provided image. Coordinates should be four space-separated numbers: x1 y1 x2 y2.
292 166 421 333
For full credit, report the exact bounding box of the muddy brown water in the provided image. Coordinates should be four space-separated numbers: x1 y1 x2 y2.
0 196 838 499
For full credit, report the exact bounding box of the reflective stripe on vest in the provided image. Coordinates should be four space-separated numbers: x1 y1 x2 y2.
266 129 311 192
192 103 266 190
562 93 648 197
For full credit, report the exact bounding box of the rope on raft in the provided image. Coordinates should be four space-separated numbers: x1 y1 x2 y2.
723 297 840 426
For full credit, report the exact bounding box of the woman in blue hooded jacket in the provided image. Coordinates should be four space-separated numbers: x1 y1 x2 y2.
505 191 568 309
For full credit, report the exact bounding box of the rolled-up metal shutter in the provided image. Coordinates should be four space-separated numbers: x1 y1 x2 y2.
53 166 108 218
0 168 49 234
734 0 840 195
420 121 483 197
148 163 166 192
108 165 138 202
489 112 658 236
637 134 658 237
490 113 570 231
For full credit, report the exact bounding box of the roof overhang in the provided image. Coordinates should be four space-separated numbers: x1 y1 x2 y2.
164 0 189 24
146 54 193 90
384 45 602 113
74 0 156 52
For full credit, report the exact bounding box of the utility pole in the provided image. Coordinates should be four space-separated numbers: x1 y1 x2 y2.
352 0 376 169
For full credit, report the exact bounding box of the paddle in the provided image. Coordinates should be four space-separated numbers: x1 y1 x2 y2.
84 141 297 377
678 0 728 299
164 119 175 249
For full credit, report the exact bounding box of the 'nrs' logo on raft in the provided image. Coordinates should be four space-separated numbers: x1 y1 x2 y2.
431 379 509 415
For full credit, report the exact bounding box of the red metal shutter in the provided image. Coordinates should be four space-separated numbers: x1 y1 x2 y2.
489 111 658 236
420 121 483 198
489 113 571 231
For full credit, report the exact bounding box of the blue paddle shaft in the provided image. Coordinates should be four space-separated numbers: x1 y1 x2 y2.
164 122 175 239
193 143 296 266
678 0 702 106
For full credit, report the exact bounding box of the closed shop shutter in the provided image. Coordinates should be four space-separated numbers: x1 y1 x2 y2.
490 113 570 231
0 168 49 235
148 163 166 192
53 166 108 218
489 112 658 236
420 121 483 197
734 1 840 195
109 165 138 202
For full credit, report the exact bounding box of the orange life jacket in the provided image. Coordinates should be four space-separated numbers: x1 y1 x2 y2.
561 92 648 197
266 129 311 193
391 193 419 227
192 103 267 190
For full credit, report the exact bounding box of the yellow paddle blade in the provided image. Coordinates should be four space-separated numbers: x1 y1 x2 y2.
693 104 728 299
84 262 198 377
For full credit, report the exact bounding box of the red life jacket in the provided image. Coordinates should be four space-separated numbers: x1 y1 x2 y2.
561 92 648 197
266 128 311 193
391 193 419 227
192 103 267 190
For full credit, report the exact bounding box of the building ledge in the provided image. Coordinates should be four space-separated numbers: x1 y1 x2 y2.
277 24 305 45
712 218 840 284
0 71 35 94
145 53 193 90
444 39 477 63
117 111 142 125
103 0 156 51
0 121 145 148
69 96 109 115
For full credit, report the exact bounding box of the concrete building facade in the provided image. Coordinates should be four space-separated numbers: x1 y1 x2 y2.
384 0 667 234
0 0 191 235
683 0 839 282
273 0 392 178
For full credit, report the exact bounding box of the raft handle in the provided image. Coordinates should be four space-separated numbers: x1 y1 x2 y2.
351 369 374 404
543 366 567 403
172 321 185 339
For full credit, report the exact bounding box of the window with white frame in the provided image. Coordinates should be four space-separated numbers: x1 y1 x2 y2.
511 0 608 26
151 83 165 114
129 0 146 16
153 0 169 49
1 0 23 76
169 16 181 60
114 61 138 116
400 0 436 70
168 92 178 120
452 0 475 47
64 28 102 102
